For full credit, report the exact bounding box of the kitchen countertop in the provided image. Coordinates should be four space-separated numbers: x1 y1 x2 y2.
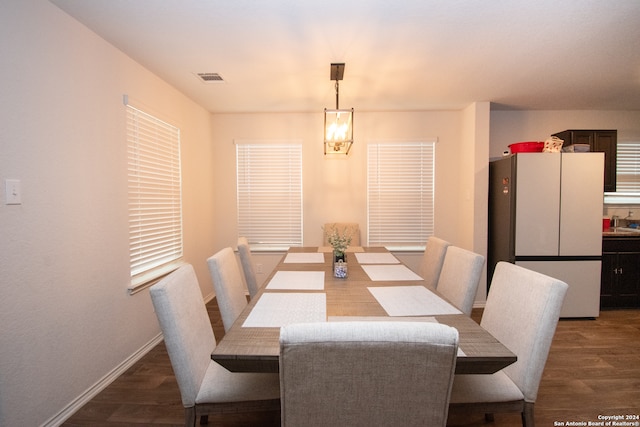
603 227 640 237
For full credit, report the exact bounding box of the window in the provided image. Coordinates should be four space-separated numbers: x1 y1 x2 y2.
615 141 640 193
126 104 183 293
236 141 303 249
367 141 435 248
605 141 640 204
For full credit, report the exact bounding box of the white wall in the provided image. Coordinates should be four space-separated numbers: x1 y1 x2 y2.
0 2 216 425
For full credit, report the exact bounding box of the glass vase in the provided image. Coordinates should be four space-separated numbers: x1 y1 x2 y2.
333 252 348 278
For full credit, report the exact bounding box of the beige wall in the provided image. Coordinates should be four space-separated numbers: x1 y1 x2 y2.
210 109 489 250
0 2 215 426
489 109 640 220
489 110 640 159
209 105 491 298
3 2 640 426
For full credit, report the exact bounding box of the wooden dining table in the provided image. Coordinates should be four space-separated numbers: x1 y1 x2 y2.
212 246 516 375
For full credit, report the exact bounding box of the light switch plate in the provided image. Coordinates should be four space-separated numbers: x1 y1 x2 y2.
5 179 21 205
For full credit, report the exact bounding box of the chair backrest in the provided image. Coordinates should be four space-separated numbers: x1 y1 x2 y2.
279 321 459 427
149 264 215 407
482 261 568 402
419 236 451 288
237 237 259 299
323 222 361 246
207 247 248 332
437 246 485 316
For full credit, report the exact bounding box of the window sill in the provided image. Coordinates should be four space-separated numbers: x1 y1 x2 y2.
245 245 291 253
384 245 425 252
604 193 640 205
128 260 184 295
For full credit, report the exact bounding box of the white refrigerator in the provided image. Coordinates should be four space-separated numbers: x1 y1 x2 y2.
488 152 604 317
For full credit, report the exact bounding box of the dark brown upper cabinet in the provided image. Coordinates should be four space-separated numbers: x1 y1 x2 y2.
552 129 617 192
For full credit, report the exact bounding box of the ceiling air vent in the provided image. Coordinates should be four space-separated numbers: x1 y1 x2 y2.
195 72 225 83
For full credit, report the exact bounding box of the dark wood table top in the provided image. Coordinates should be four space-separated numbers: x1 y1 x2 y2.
212 246 516 374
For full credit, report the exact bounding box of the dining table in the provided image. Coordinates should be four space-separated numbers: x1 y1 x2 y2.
211 246 516 375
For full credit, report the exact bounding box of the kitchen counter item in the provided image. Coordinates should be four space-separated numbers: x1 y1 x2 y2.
603 227 640 236
508 141 544 153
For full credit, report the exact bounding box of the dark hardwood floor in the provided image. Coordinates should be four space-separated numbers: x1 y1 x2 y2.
63 301 640 426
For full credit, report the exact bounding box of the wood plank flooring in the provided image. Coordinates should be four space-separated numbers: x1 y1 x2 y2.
63 301 640 426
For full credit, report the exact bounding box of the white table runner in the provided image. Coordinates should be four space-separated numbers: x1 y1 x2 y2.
284 252 325 263
242 293 326 327
265 270 325 290
354 252 400 264
361 264 423 281
368 285 462 316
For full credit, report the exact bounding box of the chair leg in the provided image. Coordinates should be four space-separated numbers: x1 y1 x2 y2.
199 414 209 425
185 407 197 427
522 402 535 427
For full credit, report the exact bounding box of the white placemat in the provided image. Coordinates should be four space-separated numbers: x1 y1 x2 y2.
284 252 325 263
328 315 465 356
242 293 326 327
266 271 325 290
354 252 400 264
368 285 462 316
362 264 423 281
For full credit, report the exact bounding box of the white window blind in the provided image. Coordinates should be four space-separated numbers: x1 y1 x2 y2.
127 104 183 291
367 142 435 247
236 142 302 249
615 141 640 194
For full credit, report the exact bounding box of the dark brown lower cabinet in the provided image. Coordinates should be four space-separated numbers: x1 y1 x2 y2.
601 237 640 308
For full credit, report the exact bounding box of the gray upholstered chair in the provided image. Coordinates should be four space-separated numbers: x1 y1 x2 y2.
323 222 361 246
207 247 248 332
279 321 459 427
448 261 569 427
418 236 451 288
149 264 280 427
436 245 485 316
237 237 260 299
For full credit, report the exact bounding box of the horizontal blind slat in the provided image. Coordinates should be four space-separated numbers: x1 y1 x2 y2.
616 141 640 193
236 143 303 246
368 142 435 246
127 105 183 281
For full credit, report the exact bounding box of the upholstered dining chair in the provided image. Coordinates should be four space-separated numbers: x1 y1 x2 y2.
207 247 248 332
237 237 260 299
418 236 451 288
448 261 568 427
279 321 459 427
149 264 280 427
322 222 361 246
436 245 485 316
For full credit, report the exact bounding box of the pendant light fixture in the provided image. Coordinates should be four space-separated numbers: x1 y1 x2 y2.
324 63 354 155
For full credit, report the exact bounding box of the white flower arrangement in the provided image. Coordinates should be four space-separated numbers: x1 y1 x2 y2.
324 227 352 256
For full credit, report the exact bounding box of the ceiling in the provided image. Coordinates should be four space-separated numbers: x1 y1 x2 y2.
51 0 640 113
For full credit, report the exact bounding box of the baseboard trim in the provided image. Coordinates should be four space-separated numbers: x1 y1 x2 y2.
42 332 164 427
